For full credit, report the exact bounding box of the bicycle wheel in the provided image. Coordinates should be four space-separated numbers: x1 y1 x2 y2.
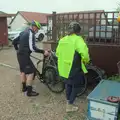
86 65 105 85
43 65 65 93
76 75 88 97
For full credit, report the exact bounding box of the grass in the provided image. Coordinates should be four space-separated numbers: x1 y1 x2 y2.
107 74 120 82
107 74 120 120
119 114 120 120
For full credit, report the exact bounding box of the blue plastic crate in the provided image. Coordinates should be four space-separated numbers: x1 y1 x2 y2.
87 79 120 120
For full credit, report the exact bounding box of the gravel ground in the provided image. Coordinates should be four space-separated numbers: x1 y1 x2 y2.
0 43 90 120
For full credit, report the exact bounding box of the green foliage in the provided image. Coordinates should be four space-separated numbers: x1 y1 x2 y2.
108 74 120 82
119 114 120 120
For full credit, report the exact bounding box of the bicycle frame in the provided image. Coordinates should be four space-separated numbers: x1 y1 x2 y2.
45 51 57 68
30 51 57 79
30 55 46 78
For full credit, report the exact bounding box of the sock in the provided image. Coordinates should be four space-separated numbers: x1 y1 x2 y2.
22 82 26 88
27 86 32 93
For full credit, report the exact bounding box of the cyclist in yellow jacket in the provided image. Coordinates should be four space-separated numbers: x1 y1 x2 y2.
56 21 90 112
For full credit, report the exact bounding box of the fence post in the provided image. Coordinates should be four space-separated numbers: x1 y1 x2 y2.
52 11 57 42
93 12 96 43
118 23 120 44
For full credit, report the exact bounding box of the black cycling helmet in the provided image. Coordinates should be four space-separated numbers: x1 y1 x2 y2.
68 21 81 34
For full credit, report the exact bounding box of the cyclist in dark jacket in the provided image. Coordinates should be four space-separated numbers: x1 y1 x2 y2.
12 20 49 97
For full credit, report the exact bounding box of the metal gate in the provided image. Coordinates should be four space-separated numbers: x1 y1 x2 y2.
46 11 120 76
47 11 120 44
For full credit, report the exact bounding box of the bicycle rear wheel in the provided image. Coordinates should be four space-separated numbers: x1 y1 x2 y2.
86 65 105 86
43 65 65 93
76 75 88 97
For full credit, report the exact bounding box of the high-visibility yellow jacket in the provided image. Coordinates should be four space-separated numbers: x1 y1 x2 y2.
56 34 90 79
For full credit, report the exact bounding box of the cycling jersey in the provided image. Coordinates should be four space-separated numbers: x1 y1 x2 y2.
12 28 44 55
12 27 44 74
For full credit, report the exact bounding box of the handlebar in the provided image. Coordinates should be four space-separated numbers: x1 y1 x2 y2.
47 50 92 64
46 50 56 57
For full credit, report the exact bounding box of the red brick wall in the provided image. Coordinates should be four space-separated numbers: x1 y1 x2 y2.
0 17 8 45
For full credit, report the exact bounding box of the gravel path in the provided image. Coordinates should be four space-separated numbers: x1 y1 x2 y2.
0 45 89 120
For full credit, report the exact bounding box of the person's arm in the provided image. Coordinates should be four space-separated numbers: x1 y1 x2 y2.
75 37 90 64
12 35 20 50
29 31 45 54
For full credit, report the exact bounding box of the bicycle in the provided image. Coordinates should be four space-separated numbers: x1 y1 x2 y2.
32 50 106 96
86 60 106 85
44 51 106 97
76 61 106 97
30 51 65 93
40 50 88 96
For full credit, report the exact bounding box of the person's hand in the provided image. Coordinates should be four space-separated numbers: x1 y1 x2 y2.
44 50 50 56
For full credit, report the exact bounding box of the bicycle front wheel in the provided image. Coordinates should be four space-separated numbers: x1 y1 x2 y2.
43 66 65 93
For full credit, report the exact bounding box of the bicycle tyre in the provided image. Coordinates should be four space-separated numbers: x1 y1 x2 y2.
43 65 65 93
76 75 88 97
86 65 105 85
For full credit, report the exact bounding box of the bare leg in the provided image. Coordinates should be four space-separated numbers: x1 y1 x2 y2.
20 72 27 92
26 73 34 86
20 72 26 83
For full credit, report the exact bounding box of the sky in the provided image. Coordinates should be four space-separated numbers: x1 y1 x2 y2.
0 0 119 14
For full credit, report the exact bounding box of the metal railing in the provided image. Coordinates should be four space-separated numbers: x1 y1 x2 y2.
47 11 120 44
